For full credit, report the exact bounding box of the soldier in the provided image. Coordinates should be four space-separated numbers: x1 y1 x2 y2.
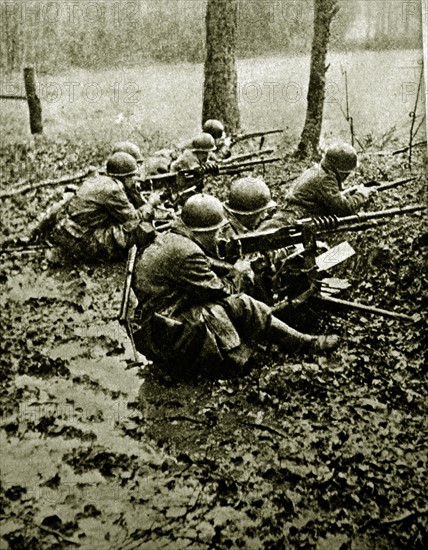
111 141 144 166
222 176 285 302
203 119 232 160
223 176 277 233
48 152 161 262
144 148 178 177
170 132 219 175
131 193 339 378
111 141 147 205
286 143 371 218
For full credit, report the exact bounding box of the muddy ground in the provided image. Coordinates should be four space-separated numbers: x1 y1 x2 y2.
0 141 427 549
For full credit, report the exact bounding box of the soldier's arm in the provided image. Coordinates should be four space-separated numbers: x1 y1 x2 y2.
319 174 367 216
177 252 232 302
104 182 158 223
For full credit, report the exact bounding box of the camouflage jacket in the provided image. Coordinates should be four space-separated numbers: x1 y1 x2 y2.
287 164 366 217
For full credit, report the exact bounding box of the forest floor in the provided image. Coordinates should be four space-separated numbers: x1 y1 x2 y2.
0 135 427 549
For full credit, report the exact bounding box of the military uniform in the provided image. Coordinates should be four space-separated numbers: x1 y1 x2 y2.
170 149 202 173
144 149 178 176
132 219 272 375
221 212 289 305
287 164 366 217
50 174 156 262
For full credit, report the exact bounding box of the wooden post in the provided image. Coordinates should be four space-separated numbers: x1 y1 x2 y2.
23 67 43 134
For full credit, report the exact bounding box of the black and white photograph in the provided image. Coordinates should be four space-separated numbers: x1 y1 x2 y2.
0 1 427 548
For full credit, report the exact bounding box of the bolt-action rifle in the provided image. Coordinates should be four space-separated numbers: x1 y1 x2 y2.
0 236 53 255
342 176 418 196
221 148 275 164
217 204 426 322
230 129 283 147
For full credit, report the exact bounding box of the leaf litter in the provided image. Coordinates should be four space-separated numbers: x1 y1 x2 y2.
0 141 427 548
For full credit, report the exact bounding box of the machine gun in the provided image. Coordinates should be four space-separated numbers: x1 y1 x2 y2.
137 155 281 199
217 204 426 322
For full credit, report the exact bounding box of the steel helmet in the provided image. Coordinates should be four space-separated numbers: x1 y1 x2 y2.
181 194 227 232
191 133 216 152
112 141 143 163
225 177 277 215
323 143 357 173
106 152 139 177
203 119 225 140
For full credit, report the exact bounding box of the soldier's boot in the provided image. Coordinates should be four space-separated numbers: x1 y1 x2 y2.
269 316 340 354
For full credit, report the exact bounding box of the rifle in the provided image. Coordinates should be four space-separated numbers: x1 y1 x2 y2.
231 129 283 146
342 176 418 196
136 156 281 192
118 244 139 363
0 167 96 199
220 156 281 175
392 141 427 156
217 204 426 321
0 238 52 255
220 148 275 164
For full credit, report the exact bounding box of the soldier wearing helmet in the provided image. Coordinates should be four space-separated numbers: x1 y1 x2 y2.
170 133 219 176
48 152 161 262
110 141 152 206
203 119 232 160
203 119 225 140
286 142 371 218
111 141 144 164
224 176 277 233
221 177 282 302
131 193 340 377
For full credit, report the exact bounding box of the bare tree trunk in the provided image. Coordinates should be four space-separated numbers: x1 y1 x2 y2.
297 0 339 158
202 0 240 134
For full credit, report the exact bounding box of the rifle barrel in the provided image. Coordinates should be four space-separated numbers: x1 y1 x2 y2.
315 295 415 322
232 129 283 143
299 204 426 230
343 176 418 195
373 176 418 192
221 148 274 164
219 156 281 173
219 204 426 260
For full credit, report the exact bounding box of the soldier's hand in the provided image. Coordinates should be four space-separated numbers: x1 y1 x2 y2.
233 258 255 283
355 185 372 199
147 192 162 207
205 160 219 175
192 166 205 178
223 136 232 148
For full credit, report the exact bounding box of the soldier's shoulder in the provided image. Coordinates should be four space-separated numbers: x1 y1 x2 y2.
80 173 118 189
161 231 203 255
